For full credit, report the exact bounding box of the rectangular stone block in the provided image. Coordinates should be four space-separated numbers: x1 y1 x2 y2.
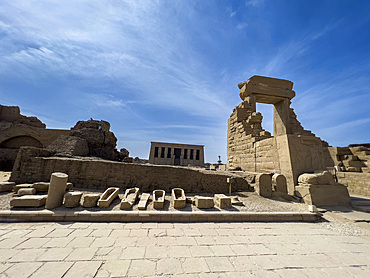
10 195 47 207
194 196 214 209
0 182 15 192
138 193 150 210
214 194 231 209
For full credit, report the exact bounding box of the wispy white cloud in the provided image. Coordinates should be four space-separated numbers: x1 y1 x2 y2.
245 0 264 7
236 22 248 30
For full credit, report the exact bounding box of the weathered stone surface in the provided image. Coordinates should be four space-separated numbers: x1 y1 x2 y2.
194 196 214 209
153 190 165 210
227 76 330 194
298 171 335 186
138 193 150 210
82 193 100 208
171 188 186 209
10 153 251 194
272 173 287 194
0 182 15 192
47 135 89 157
70 119 119 161
120 187 140 210
98 187 119 208
45 172 68 209
64 192 82 208
17 188 36 196
10 195 47 207
0 104 69 170
32 182 49 192
255 173 272 197
296 171 351 206
214 194 231 209
13 183 33 192
295 184 351 207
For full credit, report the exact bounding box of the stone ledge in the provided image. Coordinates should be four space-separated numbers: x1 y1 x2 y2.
0 210 320 222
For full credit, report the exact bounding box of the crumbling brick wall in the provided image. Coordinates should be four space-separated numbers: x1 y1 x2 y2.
10 147 250 194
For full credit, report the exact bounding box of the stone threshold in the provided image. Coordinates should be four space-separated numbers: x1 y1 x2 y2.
0 210 320 222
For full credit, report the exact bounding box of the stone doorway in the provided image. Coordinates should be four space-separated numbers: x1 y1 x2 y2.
174 148 181 165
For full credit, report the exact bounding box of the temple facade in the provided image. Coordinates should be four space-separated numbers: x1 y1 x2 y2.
149 142 204 167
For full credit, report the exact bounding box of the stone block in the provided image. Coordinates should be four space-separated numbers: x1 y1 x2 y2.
0 182 15 192
255 173 272 197
120 187 139 210
32 182 50 192
153 190 165 210
295 184 351 207
138 193 150 210
45 172 68 209
171 188 186 209
82 193 100 208
194 196 214 209
17 188 36 196
64 192 83 208
13 183 33 192
214 194 231 209
98 187 119 208
10 195 47 207
272 173 287 194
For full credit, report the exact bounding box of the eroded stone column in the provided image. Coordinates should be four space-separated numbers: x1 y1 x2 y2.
45 172 68 209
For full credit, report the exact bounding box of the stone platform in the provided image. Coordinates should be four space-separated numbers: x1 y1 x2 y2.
0 210 319 222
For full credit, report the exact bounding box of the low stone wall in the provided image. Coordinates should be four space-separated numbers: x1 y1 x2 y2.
10 155 251 194
337 172 370 197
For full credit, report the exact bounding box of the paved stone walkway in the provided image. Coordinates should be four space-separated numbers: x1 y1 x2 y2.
0 221 369 277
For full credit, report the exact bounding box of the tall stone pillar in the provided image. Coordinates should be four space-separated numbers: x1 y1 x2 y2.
274 98 292 136
45 172 68 209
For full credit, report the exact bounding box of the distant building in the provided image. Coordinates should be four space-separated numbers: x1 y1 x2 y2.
149 142 204 167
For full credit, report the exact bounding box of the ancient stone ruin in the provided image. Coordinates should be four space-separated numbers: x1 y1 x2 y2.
0 105 69 170
228 76 333 193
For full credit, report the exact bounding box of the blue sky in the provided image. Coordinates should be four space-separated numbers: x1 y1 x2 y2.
0 0 369 163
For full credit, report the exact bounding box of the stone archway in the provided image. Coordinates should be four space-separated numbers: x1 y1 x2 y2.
0 135 43 149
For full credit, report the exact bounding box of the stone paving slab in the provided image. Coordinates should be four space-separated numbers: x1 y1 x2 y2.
0 221 369 277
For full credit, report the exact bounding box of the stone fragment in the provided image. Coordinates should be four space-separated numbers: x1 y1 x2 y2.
138 193 150 210
32 182 50 192
64 191 83 208
153 190 165 210
98 187 119 208
231 196 243 206
13 183 33 192
82 193 100 208
214 194 231 209
255 173 272 197
120 187 140 210
194 196 214 209
298 171 335 186
171 188 186 209
45 172 68 209
0 182 15 192
272 173 287 194
10 195 47 207
17 188 36 196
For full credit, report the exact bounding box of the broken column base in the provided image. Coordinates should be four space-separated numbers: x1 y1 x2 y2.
295 184 351 207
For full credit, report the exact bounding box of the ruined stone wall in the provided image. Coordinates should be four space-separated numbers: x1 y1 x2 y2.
254 138 280 173
337 172 370 197
10 147 250 194
227 76 331 194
